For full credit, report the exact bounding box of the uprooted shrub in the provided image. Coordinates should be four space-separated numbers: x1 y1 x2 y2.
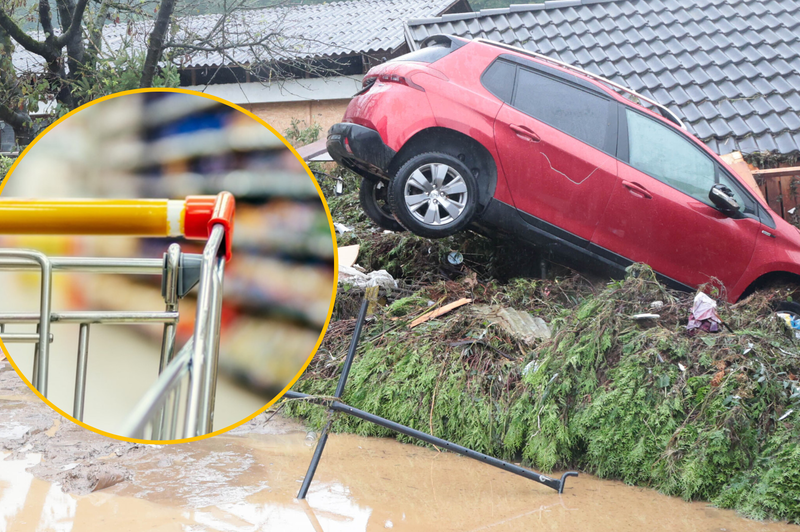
287 265 800 523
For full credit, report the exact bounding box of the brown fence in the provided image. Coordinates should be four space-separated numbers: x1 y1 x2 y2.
754 167 800 221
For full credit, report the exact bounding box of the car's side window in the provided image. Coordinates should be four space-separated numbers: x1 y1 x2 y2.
481 59 516 104
512 68 612 152
625 109 749 212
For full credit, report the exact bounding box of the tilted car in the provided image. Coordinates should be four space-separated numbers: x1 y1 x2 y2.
327 35 800 304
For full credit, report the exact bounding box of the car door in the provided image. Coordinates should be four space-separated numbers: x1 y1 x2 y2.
492 63 618 243
592 107 760 292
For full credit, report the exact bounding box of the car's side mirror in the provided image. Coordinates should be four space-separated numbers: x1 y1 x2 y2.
709 184 741 216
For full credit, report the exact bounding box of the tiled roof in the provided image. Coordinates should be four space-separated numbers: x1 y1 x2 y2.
12 0 462 72
407 0 800 156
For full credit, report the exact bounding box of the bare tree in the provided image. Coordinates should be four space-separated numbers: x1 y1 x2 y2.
140 0 176 87
0 0 348 148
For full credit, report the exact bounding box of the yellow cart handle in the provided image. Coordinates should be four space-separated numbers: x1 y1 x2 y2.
0 192 235 249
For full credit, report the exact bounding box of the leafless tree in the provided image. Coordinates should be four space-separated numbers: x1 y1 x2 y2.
0 0 347 148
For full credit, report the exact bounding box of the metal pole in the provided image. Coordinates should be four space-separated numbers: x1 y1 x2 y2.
119 340 193 439
199 257 225 434
73 324 90 421
285 391 578 493
31 325 39 386
184 225 225 438
1 332 53 343
154 244 181 440
297 295 370 499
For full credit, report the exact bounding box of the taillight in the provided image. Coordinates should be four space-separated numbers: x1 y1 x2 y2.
378 73 425 92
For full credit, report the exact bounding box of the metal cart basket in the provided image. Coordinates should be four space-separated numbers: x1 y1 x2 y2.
0 192 235 440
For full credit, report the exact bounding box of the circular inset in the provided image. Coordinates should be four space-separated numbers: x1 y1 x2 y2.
0 89 337 443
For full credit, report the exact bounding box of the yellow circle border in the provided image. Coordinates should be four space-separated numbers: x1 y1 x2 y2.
0 87 339 444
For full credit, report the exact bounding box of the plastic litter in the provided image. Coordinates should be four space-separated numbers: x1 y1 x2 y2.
473 305 552 344
447 251 464 265
334 222 353 234
687 292 722 334
338 265 397 290
776 312 800 339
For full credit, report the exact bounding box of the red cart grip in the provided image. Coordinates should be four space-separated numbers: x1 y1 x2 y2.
184 192 236 261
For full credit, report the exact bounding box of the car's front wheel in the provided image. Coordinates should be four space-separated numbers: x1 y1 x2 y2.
359 178 405 232
388 153 478 238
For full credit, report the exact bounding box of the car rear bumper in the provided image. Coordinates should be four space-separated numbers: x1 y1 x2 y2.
327 123 396 181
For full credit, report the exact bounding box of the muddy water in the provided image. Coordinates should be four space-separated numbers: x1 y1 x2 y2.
3 430 799 532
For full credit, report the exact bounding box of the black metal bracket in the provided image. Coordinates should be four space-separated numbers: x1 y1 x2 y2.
286 390 578 493
289 293 578 497
162 252 203 299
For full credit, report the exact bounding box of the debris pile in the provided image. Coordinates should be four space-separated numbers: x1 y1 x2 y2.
297 168 800 523
293 170 800 523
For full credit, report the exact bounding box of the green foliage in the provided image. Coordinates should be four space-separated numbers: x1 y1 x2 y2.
283 119 323 147
287 265 800 523
0 156 13 184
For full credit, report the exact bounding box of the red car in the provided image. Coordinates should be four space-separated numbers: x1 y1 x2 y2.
327 35 800 303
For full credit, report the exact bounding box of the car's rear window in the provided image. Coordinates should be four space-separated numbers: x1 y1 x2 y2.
395 43 454 64
481 59 516 103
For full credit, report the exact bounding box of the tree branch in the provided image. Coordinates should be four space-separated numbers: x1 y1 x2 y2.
54 0 90 47
140 0 177 87
39 0 57 39
0 100 30 131
0 9 53 58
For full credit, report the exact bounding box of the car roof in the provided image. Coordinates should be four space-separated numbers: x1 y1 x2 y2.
470 38 687 130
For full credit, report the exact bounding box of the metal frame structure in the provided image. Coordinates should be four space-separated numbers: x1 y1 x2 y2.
0 192 235 440
287 290 578 496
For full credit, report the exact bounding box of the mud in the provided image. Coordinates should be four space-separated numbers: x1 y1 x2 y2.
2 360 800 531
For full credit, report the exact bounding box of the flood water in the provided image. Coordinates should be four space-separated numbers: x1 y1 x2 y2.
2 430 799 532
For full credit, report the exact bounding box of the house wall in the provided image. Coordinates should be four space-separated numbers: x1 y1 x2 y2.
243 100 351 138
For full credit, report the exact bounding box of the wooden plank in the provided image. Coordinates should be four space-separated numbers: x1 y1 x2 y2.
337 245 359 268
763 176 784 217
719 151 765 200
780 174 799 218
752 166 800 179
409 298 472 328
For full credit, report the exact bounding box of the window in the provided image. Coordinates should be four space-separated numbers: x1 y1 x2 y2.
0 121 15 153
481 60 516 103
626 109 749 212
513 68 612 151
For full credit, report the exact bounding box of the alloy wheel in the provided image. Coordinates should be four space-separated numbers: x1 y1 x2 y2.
403 163 468 226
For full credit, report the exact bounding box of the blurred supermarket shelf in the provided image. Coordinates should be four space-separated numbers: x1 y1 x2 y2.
136 170 319 199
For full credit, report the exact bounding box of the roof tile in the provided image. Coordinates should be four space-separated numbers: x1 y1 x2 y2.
781 112 800 131
775 131 797 154
755 133 778 152
681 102 703 122
727 116 751 137
710 117 733 137
763 113 789 134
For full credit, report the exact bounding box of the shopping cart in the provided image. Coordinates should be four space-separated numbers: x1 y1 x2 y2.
0 192 235 441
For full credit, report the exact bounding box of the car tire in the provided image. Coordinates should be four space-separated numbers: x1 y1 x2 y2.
775 300 800 318
388 152 479 239
359 178 405 232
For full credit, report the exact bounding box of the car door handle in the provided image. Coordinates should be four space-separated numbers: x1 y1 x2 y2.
622 180 653 199
510 124 541 142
